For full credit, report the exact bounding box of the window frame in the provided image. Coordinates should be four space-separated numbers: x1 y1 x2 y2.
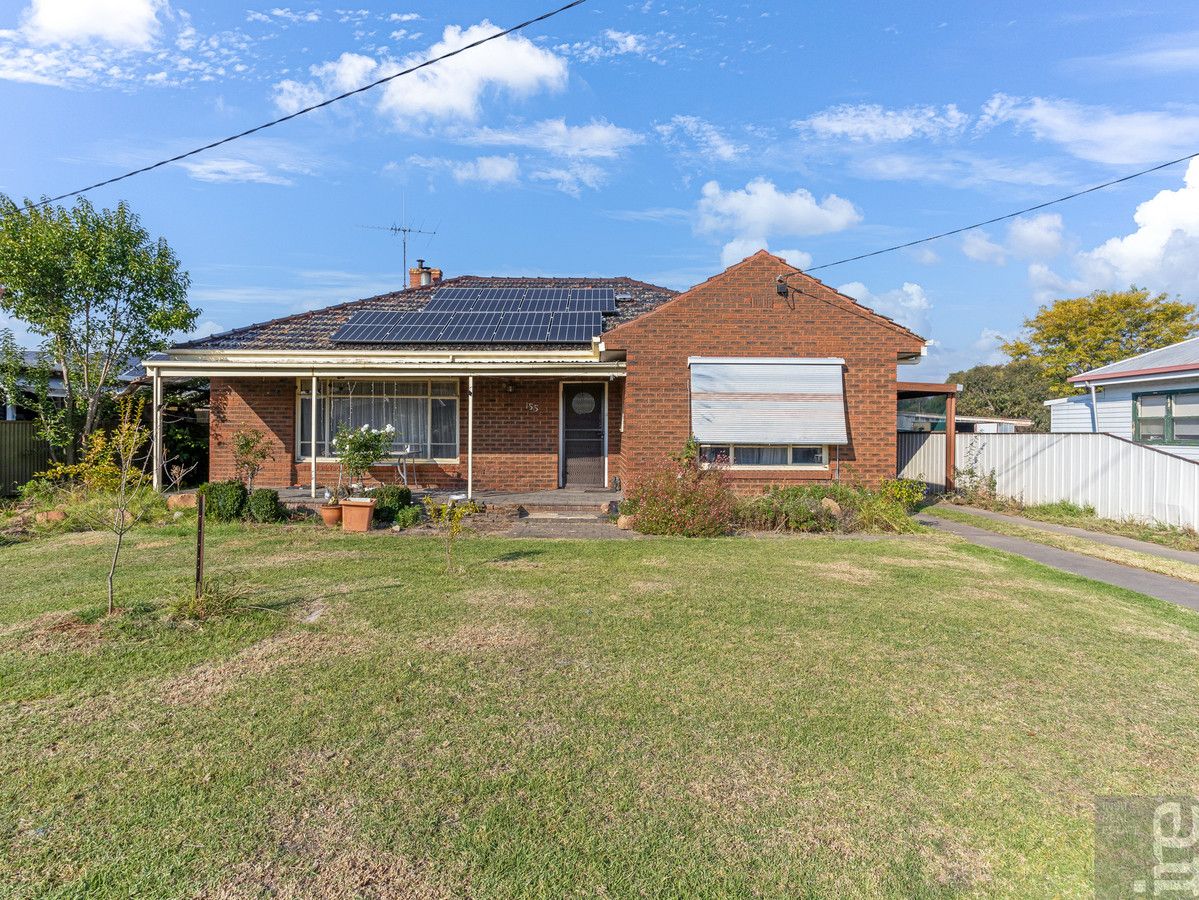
1132 388 1199 447
699 443 830 469
295 378 460 463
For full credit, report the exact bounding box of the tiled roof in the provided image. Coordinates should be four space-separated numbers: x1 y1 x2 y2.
1069 335 1199 383
174 275 678 352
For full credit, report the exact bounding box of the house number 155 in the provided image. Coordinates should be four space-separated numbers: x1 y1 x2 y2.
525 402 539 413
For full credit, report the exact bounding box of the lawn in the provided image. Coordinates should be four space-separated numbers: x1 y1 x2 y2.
3 523 1199 898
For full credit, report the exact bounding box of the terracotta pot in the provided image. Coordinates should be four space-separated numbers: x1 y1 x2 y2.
340 498 376 532
318 504 342 526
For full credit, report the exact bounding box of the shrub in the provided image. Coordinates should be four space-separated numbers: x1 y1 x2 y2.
391 504 423 529
231 429 274 491
333 423 394 489
624 457 736 537
197 480 247 522
246 488 284 523
735 483 918 535
879 477 927 511
371 484 413 524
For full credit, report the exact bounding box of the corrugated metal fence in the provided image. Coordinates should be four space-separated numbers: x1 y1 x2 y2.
898 431 1199 530
0 421 51 496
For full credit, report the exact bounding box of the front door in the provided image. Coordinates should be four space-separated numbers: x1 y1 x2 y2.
561 383 605 488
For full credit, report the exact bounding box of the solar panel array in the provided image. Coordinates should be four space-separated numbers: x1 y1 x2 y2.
331 286 618 345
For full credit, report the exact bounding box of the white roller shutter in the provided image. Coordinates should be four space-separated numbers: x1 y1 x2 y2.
689 357 848 445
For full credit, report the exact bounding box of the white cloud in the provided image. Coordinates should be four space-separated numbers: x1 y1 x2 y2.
531 161 606 197
851 151 1061 188
1027 262 1088 303
407 153 519 186
914 246 940 265
377 21 567 128
1072 33 1199 74
21 0 165 48
656 114 746 162
961 230 1007 264
697 178 861 241
698 178 860 269
979 93 1199 165
465 118 642 159
274 22 569 130
388 12 420 22
1006 213 1063 260
838 281 932 336
555 28 678 63
796 103 968 142
176 158 294 185
772 248 813 270
1077 158 1199 295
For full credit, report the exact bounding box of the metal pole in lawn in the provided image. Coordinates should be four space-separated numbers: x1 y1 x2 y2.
195 493 206 599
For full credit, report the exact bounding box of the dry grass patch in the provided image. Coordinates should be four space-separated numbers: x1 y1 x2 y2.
200 801 447 900
417 622 538 654
792 560 882 585
486 558 544 571
687 751 791 813
463 586 545 610
628 579 675 595
4 612 105 655
159 629 370 706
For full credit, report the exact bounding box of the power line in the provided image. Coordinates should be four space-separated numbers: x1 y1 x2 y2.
796 149 1199 274
30 0 586 209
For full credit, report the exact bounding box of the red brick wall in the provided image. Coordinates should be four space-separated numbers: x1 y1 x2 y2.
604 251 925 491
209 375 618 493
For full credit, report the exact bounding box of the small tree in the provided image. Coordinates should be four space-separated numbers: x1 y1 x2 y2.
1003 287 1198 396
332 423 394 493
84 396 151 614
231 428 273 492
422 497 472 574
0 196 195 461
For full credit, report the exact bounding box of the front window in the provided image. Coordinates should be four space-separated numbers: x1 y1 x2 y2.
298 379 459 460
1134 390 1199 445
700 444 828 467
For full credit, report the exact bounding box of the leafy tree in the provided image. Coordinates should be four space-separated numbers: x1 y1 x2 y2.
947 360 1053 432
1003 287 1198 396
0 196 195 461
231 428 273 492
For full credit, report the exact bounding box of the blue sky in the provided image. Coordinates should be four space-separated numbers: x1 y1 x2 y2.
2 0 1198 378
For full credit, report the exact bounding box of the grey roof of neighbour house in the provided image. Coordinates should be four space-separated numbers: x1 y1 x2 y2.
1069 336 1199 383
173 275 678 352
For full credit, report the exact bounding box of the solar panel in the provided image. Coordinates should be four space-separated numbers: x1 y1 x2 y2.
494 311 553 342
569 289 617 312
331 310 407 342
547 311 603 343
438 311 503 342
461 298 525 313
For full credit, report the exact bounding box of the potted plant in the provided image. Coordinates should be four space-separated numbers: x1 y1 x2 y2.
333 423 394 532
318 486 342 526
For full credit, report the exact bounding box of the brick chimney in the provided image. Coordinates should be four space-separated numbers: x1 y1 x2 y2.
408 259 443 289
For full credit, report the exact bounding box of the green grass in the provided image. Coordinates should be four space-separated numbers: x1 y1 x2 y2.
4 523 1199 898
932 505 1199 584
952 497 1199 553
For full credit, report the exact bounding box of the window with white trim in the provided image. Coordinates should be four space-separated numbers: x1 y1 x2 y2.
298 379 459 460
699 444 828 467
1134 389 1199 446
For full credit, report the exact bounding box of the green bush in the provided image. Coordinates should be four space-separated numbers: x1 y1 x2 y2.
371 484 413 524
879 477 927 511
735 483 918 534
390 504 422 529
246 488 284 523
197 480 247 522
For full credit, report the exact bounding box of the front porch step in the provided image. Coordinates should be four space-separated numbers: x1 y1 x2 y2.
522 511 612 521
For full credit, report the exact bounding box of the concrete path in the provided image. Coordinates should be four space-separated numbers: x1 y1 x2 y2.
918 512 1199 611
943 504 1199 567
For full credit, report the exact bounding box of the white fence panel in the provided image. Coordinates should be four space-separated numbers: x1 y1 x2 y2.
897 432 945 487
898 431 1199 530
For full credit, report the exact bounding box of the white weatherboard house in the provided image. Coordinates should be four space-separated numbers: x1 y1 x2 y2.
1046 336 1199 461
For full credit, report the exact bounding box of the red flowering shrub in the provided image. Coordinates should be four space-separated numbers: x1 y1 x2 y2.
622 457 736 537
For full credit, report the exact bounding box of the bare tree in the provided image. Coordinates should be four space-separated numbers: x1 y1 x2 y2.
84 396 151 614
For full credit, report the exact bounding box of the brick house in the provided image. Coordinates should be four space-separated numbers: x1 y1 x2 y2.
145 251 929 497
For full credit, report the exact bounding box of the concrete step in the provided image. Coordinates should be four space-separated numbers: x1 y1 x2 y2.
523 511 612 521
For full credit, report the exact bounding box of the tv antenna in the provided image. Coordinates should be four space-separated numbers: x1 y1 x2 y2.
359 221 437 276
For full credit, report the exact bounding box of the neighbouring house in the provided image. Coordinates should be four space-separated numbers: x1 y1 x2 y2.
897 410 1033 433
144 251 931 497
3 352 141 420
1045 335 1199 461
